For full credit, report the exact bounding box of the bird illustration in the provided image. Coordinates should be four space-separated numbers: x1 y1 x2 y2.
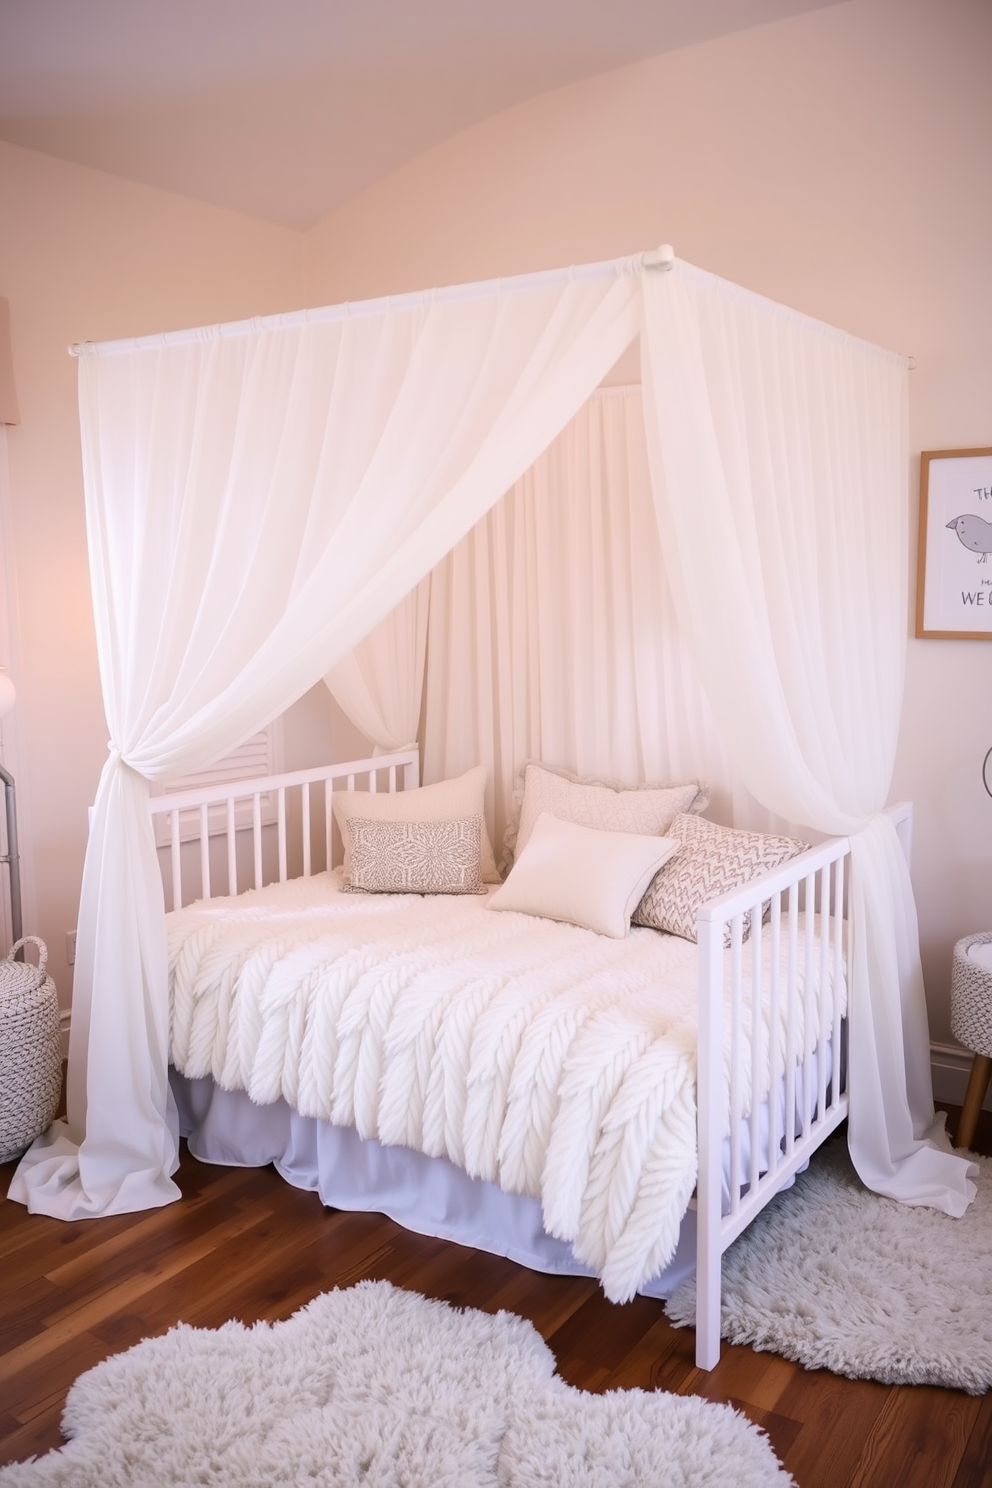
946 513 992 562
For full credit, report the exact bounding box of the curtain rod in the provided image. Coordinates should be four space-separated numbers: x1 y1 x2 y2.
68 246 675 358
66 245 909 368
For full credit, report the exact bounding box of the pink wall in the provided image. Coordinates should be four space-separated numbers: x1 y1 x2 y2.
305 0 992 1046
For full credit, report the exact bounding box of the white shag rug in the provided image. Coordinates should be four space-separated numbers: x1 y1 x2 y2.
667 1140 992 1394
0 1281 790 1487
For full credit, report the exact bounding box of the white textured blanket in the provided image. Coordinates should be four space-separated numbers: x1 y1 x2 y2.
168 872 842 1301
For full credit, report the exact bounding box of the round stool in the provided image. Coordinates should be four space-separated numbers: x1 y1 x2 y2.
951 931 992 1150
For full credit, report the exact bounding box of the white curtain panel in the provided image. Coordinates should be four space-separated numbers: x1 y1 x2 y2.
10 260 642 1219
423 387 776 860
641 262 976 1213
323 578 429 753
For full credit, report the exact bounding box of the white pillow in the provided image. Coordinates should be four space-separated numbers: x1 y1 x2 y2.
332 765 500 884
488 812 678 939
509 761 707 866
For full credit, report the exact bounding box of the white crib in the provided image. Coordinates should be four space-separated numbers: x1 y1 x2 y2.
151 749 912 1370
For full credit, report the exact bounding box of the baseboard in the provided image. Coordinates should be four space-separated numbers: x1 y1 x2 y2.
931 1040 992 1113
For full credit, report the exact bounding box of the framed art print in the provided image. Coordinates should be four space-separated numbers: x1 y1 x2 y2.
916 446 992 639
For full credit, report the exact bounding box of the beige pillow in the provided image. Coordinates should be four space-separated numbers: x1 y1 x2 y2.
508 762 707 867
489 811 679 939
332 765 500 884
344 816 486 895
632 813 809 943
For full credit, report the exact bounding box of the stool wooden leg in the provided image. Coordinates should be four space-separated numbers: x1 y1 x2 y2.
955 1054 992 1150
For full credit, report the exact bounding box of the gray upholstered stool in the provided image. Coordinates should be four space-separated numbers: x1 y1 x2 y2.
951 931 992 1150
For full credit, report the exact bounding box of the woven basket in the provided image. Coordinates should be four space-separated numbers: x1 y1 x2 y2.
951 931 992 1061
0 936 61 1164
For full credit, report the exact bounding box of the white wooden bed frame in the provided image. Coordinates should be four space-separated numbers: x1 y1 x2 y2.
151 747 912 1370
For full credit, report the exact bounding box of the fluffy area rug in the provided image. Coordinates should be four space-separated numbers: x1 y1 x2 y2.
0 1280 790 1487
667 1140 992 1394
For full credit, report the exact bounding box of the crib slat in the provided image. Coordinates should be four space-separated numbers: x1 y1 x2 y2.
818 865 829 1124
768 889 782 1172
785 883 799 1158
170 811 182 911
832 854 845 1106
199 803 210 900
302 783 311 878
325 783 334 871
749 902 763 1195
695 915 725 1371
803 871 816 1138
226 797 237 897
729 914 744 1215
253 793 263 889
277 787 287 882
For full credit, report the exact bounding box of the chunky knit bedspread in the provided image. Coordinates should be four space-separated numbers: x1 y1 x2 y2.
167 871 843 1301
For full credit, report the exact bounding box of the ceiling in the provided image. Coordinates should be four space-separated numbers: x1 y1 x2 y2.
0 0 843 230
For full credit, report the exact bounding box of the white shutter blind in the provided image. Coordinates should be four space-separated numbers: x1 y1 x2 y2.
152 723 283 844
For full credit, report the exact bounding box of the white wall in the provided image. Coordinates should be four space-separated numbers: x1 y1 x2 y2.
303 0 992 1050
0 140 305 1008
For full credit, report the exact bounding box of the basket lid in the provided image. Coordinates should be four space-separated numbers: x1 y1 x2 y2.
0 937 48 996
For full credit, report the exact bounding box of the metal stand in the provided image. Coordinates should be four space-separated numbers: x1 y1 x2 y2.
0 761 22 957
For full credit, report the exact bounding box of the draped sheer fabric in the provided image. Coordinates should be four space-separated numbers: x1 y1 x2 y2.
421 388 779 859
640 262 976 1210
10 251 975 1225
324 579 429 754
10 262 643 1218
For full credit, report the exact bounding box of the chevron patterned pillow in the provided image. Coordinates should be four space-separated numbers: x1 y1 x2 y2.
344 815 487 895
632 813 808 943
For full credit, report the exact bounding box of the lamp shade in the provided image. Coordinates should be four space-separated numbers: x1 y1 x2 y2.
0 670 15 720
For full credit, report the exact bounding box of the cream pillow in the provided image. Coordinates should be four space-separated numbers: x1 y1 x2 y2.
488 812 679 939
332 765 500 884
344 816 486 895
508 762 707 867
632 813 809 943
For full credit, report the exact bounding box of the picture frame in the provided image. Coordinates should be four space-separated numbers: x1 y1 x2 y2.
916 446 992 639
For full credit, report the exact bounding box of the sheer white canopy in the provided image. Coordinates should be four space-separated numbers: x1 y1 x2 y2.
641 264 974 1211
10 250 975 1224
420 387 752 858
324 579 429 754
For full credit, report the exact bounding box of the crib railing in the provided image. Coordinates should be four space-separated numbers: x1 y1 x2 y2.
692 800 913 1369
151 755 912 1373
149 749 420 911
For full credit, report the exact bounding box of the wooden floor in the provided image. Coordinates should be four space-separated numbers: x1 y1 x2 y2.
2 1108 990 1486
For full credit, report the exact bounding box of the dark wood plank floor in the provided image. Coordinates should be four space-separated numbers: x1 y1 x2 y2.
2 1107 989 1486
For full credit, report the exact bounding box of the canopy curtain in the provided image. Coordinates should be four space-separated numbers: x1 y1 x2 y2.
422 386 782 860
640 263 976 1212
323 578 429 753
10 259 643 1219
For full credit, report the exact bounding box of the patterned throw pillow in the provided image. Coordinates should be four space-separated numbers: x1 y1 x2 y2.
344 816 486 895
332 765 500 884
506 762 708 868
632 814 809 943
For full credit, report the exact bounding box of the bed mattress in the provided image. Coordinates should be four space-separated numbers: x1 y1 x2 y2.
168 869 843 1301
